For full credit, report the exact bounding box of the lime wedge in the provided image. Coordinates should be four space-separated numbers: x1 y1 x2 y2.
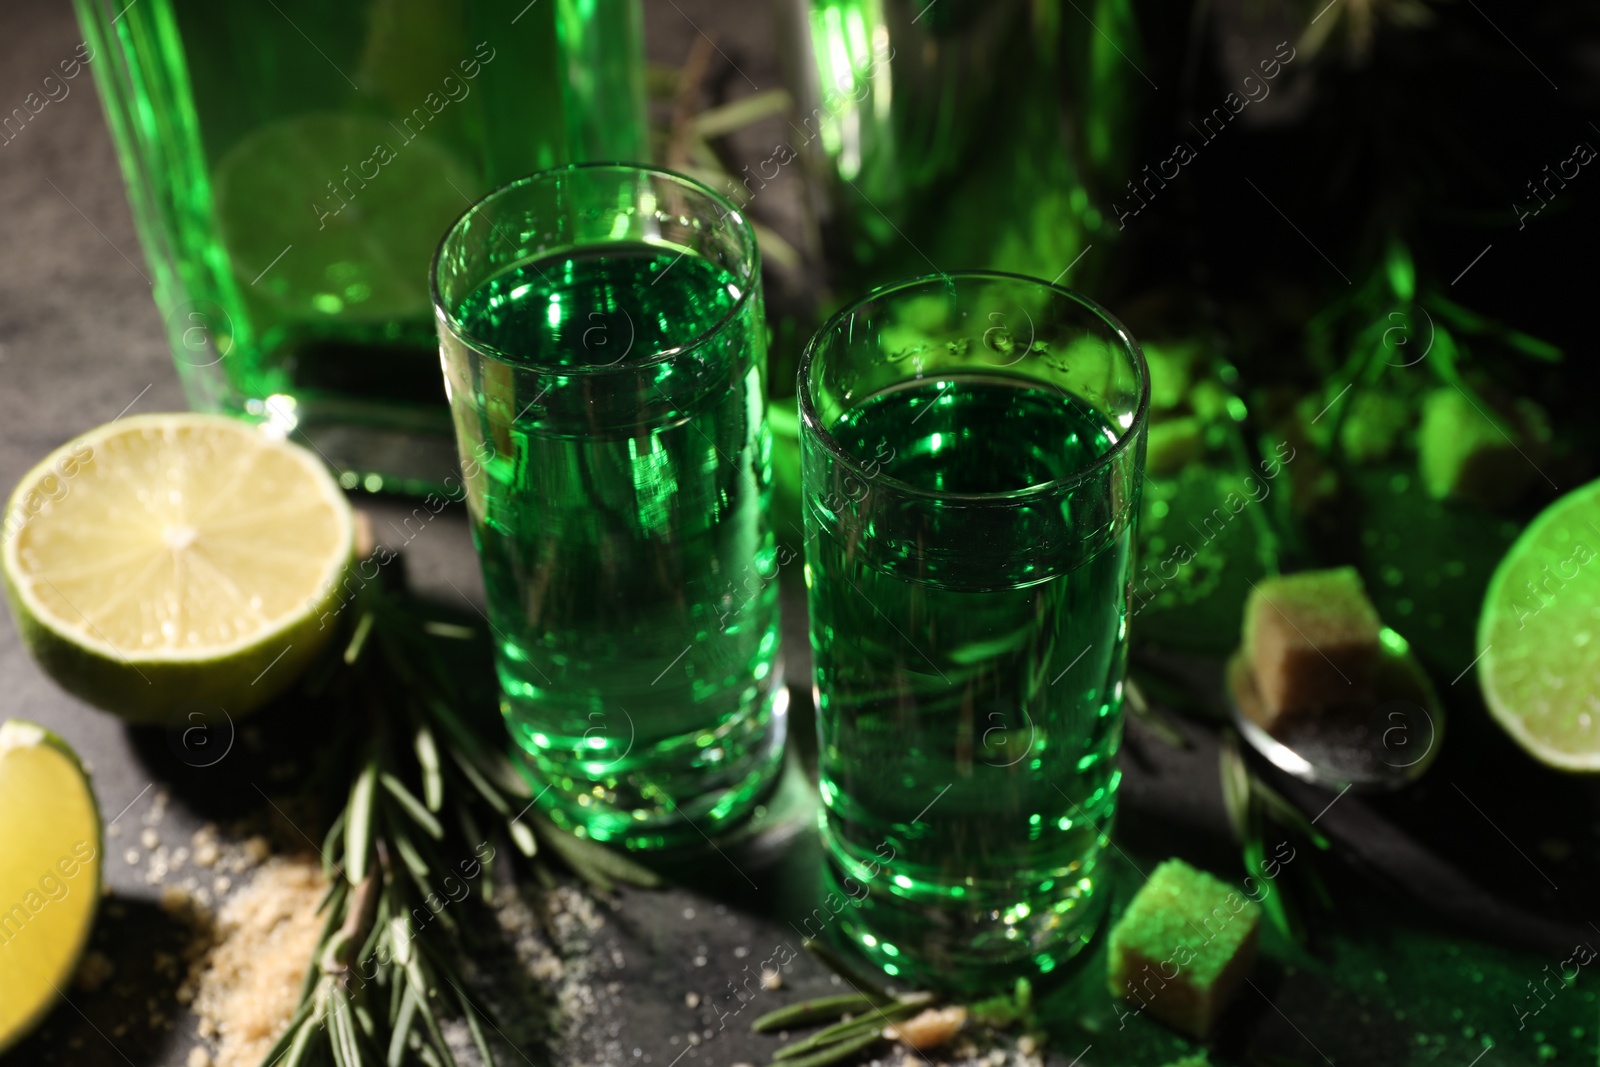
2 414 354 724
1477 478 1600 770
213 113 478 322
0 721 101 1054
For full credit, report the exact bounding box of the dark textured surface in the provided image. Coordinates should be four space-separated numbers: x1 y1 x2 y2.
2 3 1595 1067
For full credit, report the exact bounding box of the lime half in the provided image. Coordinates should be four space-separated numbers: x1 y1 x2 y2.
0 721 101 1054
2 414 354 724
1478 478 1600 770
214 113 478 322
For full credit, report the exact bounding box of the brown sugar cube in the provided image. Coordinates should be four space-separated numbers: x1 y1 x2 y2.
1243 567 1381 722
1107 858 1261 1038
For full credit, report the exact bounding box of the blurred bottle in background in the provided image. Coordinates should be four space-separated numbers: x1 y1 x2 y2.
775 0 1140 297
75 0 647 493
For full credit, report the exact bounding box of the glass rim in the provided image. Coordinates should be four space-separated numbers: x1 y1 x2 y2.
429 162 760 376
797 270 1150 504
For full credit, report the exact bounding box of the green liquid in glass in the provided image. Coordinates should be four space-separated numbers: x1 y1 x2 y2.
453 244 783 847
806 374 1130 983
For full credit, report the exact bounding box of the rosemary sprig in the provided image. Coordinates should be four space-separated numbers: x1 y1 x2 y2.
773 1030 882 1067
751 994 888 1033
753 943 1039 1067
264 588 659 1067
771 997 929 1061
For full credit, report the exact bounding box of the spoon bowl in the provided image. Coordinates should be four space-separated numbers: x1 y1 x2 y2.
1227 627 1443 791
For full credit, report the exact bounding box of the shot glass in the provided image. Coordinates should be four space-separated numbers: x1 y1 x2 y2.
798 272 1148 984
432 165 786 849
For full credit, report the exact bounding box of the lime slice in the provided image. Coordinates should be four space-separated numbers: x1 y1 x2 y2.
213 113 478 322
2 414 354 724
0 721 101 1054
1477 478 1600 770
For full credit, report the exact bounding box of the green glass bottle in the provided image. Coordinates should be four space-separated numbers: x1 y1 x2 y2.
776 0 1141 294
74 0 647 493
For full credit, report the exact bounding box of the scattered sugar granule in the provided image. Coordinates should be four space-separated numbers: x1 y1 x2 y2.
74 951 114 992
160 885 193 916
241 836 271 867
187 857 328 1067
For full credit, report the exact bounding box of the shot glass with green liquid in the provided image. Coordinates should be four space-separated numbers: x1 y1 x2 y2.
799 272 1148 984
432 165 785 849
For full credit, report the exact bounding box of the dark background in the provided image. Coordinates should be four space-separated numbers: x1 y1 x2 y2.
3 2 1600 1066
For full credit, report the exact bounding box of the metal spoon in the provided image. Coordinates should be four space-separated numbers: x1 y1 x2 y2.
1226 627 1444 791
